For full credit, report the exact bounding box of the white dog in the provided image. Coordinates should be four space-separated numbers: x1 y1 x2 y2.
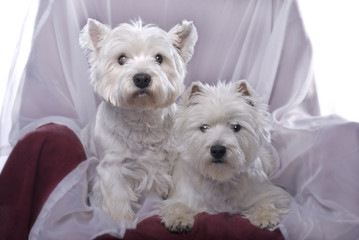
160 80 291 231
79 18 198 222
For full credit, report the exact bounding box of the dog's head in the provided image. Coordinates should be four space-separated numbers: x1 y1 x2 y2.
175 80 271 182
80 18 198 109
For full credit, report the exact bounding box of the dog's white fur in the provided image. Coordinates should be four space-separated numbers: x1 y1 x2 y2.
160 81 291 231
79 18 198 222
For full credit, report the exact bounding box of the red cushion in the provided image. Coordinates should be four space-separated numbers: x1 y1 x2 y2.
123 214 284 240
96 214 284 240
0 123 86 240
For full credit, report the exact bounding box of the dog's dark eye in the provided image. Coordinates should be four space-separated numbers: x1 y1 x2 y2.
155 54 163 64
118 55 127 65
232 124 241 132
200 124 210 133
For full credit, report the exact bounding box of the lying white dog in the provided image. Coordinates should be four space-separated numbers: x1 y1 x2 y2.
160 80 291 231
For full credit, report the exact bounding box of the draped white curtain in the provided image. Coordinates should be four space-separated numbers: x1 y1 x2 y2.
1 0 359 239
0 0 39 165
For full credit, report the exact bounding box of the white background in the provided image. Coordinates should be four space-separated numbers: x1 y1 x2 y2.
298 0 359 122
1 0 359 122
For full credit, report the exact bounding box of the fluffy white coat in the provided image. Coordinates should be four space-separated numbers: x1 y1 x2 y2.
160 80 291 231
79 18 198 222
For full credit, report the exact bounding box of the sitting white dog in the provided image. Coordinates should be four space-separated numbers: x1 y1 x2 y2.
79 18 198 222
160 80 291 231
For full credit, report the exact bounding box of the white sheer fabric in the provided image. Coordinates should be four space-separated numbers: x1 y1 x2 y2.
1 0 359 239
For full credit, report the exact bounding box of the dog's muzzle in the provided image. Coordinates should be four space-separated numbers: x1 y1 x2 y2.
210 145 226 163
133 73 151 89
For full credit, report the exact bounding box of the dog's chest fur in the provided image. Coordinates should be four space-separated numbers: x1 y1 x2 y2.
95 102 174 157
197 175 246 212
90 102 175 197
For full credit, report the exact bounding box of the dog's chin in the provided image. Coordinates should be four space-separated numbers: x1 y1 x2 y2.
122 90 158 109
104 92 155 109
203 158 237 182
106 89 176 109
132 89 152 100
132 89 177 109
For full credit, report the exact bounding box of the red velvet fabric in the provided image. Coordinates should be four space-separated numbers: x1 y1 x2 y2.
95 214 284 240
124 214 284 240
0 123 284 240
0 124 86 240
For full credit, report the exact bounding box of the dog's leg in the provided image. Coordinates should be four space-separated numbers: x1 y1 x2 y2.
243 202 284 228
242 183 291 228
160 200 198 233
92 157 138 222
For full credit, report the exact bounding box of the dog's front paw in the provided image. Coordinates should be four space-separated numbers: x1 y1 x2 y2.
245 203 285 228
160 202 197 233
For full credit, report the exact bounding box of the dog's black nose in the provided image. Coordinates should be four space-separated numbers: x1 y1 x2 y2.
210 145 226 160
133 73 151 89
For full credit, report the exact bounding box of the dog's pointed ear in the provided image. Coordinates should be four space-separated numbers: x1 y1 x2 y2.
236 80 252 96
79 18 110 65
181 81 204 105
168 20 198 63
235 80 254 106
189 81 204 99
